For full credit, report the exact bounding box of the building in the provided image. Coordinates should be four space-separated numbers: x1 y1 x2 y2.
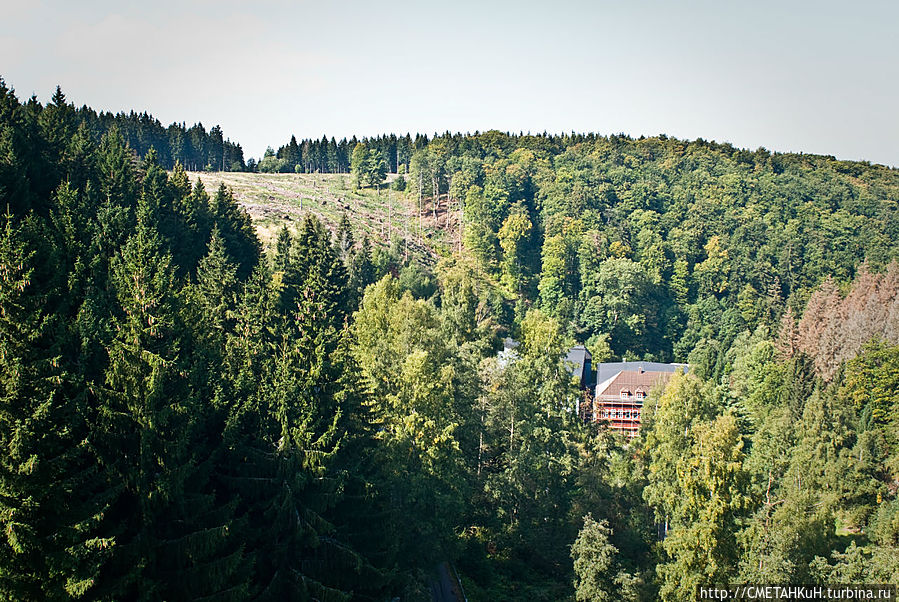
497 341 594 392
564 345 593 390
593 362 688 438
497 338 520 369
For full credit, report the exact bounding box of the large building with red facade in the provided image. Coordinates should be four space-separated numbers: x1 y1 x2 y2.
592 362 688 438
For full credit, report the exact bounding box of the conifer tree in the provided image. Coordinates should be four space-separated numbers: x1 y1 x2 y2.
37 86 75 184
96 127 137 208
348 235 376 308
0 212 111 599
63 122 96 192
273 225 292 275
184 226 239 403
282 215 348 331
209 183 260 278
94 190 246 600
218 260 360 600
0 79 32 215
333 212 354 263
167 162 210 272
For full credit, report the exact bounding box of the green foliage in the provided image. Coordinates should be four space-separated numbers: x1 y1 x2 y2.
350 142 387 190
5 80 899 600
257 147 288 173
571 515 639 602
209 183 261 278
0 212 110 599
655 414 750 601
498 203 534 294
841 341 899 442
539 232 580 326
352 276 472 568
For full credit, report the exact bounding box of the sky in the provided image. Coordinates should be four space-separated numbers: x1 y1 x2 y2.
2 0 897 166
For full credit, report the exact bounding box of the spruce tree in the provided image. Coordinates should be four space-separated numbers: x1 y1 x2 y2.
94 191 246 600
282 215 348 332
348 235 376 308
209 183 260 279
96 127 137 209
0 80 33 215
183 226 239 405
273 225 292 276
37 86 75 185
0 212 111 599
218 260 360 600
333 212 354 263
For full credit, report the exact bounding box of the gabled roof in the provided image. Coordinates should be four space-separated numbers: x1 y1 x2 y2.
595 361 688 386
595 369 675 399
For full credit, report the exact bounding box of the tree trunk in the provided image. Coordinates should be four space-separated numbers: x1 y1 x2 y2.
432 177 438 222
418 174 423 246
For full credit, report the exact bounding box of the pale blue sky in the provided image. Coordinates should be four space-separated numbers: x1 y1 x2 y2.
2 0 897 165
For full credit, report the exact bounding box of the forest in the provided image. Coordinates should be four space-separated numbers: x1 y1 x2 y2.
1 78 899 601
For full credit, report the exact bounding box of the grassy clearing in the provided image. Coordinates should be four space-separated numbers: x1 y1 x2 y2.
186 171 459 263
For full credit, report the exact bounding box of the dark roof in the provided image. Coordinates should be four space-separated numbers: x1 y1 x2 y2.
564 345 592 377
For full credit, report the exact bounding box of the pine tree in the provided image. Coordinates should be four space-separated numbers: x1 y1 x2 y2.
218 261 360 600
0 212 111 599
209 183 260 278
348 235 376 308
96 127 137 208
333 212 354 263
93 194 247 600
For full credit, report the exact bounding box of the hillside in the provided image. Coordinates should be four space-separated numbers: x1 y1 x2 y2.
186 171 454 263
3 78 899 601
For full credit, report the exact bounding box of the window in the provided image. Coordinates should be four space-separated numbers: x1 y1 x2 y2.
620 389 630 399
635 389 646 400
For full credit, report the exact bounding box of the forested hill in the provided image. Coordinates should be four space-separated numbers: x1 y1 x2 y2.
277 128 899 370
2 79 899 600
1 82 246 173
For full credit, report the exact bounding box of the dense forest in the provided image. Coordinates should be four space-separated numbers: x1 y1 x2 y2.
1 79 899 601
1 84 247 174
